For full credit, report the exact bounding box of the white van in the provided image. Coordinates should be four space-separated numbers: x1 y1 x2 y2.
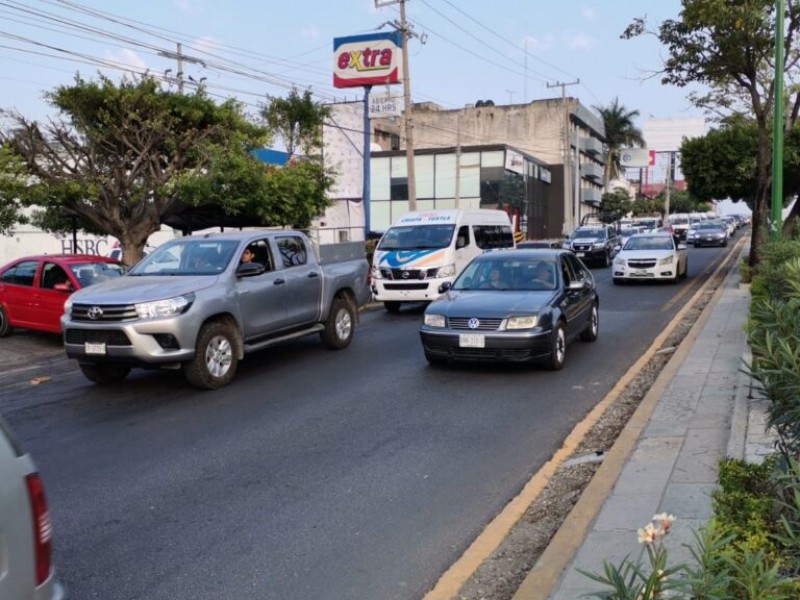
371 209 515 312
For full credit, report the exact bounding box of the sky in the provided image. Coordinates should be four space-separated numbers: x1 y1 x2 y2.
0 0 708 153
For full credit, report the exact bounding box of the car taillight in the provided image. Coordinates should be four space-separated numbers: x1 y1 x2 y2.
25 473 53 586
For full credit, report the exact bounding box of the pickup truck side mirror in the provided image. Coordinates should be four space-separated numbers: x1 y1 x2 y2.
236 262 266 277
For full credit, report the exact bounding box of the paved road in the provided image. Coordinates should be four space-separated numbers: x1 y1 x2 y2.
0 244 733 600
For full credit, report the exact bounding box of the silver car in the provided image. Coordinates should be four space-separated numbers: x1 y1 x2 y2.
0 416 65 599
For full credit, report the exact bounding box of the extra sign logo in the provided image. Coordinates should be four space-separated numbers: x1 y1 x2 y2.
333 31 403 89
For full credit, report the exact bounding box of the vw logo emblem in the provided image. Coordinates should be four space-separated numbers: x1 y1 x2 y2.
468 318 480 329
401 270 410 279
87 306 103 320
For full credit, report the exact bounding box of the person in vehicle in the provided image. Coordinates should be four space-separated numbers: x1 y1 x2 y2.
481 267 510 290
239 247 264 270
531 262 556 289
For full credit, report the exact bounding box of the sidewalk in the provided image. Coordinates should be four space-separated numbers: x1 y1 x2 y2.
513 241 776 599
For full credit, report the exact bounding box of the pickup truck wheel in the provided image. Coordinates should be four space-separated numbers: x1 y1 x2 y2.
384 301 401 313
79 363 130 385
543 322 566 371
183 322 238 390
580 303 599 342
321 297 355 350
0 306 10 337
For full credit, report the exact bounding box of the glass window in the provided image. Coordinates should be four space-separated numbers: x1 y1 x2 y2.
473 225 514 249
1 260 38 287
481 151 504 167
561 255 577 284
40 263 70 289
456 225 470 249
416 155 434 199
371 201 392 232
565 254 588 282
435 154 456 199
276 236 308 268
460 153 481 198
371 158 391 201
242 239 274 271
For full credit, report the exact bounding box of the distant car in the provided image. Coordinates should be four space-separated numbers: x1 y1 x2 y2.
563 225 620 267
689 222 729 247
0 254 126 336
613 232 688 284
618 226 644 248
0 415 65 599
419 249 599 370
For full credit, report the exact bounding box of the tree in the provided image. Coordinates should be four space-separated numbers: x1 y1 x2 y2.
680 120 800 228
622 0 800 266
0 75 333 265
600 186 634 222
260 87 331 157
593 98 645 189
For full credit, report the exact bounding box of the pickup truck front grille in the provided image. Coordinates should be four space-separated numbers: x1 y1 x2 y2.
71 303 138 322
448 317 503 331
65 329 131 346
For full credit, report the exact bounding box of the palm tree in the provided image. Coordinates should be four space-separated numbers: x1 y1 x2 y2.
593 98 645 190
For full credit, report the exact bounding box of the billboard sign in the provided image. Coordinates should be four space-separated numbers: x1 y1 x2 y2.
369 93 402 117
504 149 524 175
333 32 403 89
619 148 656 168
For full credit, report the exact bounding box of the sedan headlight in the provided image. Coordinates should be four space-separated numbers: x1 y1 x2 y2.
613 256 626 267
424 313 446 328
135 293 194 320
435 264 456 278
658 256 675 266
506 315 538 329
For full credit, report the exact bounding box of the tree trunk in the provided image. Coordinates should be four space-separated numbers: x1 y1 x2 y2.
749 122 772 268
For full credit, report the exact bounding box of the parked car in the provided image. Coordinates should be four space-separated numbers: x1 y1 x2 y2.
618 226 644 248
687 221 729 247
0 254 126 337
563 225 620 267
62 231 370 390
419 249 599 370
612 232 688 284
0 415 65 599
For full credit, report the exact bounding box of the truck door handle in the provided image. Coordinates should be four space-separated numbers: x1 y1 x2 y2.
307 272 319 278
274 278 285 285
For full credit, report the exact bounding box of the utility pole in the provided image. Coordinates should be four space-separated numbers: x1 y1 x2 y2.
506 89 515 104
378 0 425 211
547 79 580 234
158 42 206 93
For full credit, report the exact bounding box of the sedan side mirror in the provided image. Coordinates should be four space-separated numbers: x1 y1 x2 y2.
53 282 73 293
677 244 687 250
438 281 452 294
568 280 585 291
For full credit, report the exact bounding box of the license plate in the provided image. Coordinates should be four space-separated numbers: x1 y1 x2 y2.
85 342 106 355
631 269 649 277
459 333 485 348
576 252 585 258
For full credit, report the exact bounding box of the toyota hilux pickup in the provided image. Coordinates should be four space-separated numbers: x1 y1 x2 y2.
61 231 370 389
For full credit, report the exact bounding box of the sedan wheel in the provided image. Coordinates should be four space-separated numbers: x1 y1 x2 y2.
580 304 599 342
543 322 566 370
0 306 10 337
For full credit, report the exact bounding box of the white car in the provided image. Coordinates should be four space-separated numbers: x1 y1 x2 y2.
612 232 688 284
0 416 65 599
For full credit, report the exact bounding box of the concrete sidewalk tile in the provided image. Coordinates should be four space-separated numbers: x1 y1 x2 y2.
593 493 664 531
660 482 718 521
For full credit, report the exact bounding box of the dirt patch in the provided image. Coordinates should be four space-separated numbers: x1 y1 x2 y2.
453 266 731 600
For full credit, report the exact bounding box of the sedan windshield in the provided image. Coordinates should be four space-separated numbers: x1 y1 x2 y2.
624 236 674 251
454 257 558 291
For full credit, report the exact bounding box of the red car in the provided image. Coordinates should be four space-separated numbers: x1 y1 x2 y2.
0 254 126 336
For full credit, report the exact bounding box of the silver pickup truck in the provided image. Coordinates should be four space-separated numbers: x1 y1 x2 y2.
61 231 370 389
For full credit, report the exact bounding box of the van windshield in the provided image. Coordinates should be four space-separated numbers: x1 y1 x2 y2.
377 225 455 250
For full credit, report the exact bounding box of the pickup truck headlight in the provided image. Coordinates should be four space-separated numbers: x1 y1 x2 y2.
506 315 538 329
135 293 195 320
435 264 456 278
424 313 446 328
658 256 675 266
592 242 605 249
371 265 382 280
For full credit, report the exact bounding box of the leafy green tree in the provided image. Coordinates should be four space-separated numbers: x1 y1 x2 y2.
593 97 645 189
622 0 800 266
260 87 331 157
680 120 800 228
0 146 30 234
600 186 633 221
0 75 332 265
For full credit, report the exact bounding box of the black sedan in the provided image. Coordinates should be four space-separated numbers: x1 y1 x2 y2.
419 249 599 369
